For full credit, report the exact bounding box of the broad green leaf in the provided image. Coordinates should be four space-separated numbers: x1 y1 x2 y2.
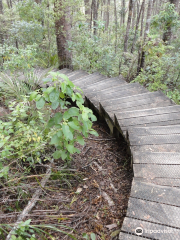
61 150 67 160
90 233 96 240
60 92 65 99
89 113 97 121
68 107 79 117
51 101 59 110
42 77 52 83
66 144 75 153
54 112 63 124
82 112 88 121
61 82 66 93
36 97 45 109
72 93 76 102
50 134 60 145
29 92 38 101
63 111 71 120
66 86 73 96
57 130 63 137
89 130 99 136
0 142 4 148
49 89 59 102
47 118 55 128
45 86 55 94
59 73 69 82
82 233 89 240
62 124 73 140
77 135 84 145
68 121 80 130
35 94 42 101
53 151 61 159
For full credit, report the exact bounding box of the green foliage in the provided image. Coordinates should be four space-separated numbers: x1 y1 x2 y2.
0 44 37 71
82 232 96 240
151 3 179 33
29 72 98 162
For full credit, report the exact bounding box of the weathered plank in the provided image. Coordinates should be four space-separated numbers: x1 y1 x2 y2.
134 177 180 188
83 79 127 93
116 105 180 120
121 217 180 240
90 82 147 100
130 180 180 206
68 71 89 81
128 125 180 136
73 74 108 88
119 232 143 239
83 76 127 89
104 94 172 113
129 133 180 145
132 151 180 164
127 197 180 228
88 87 148 109
131 143 180 153
133 164 180 178
119 112 180 130
59 68 72 74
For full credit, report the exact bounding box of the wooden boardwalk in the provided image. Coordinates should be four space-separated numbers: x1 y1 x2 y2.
58 69 180 239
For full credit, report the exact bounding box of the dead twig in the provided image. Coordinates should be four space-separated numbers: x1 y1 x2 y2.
6 160 53 240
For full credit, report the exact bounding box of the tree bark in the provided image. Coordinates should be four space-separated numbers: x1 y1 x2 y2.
131 0 145 53
54 0 72 69
124 0 133 52
0 0 3 14
120 0 126 26
162 0 177 43
93 0 100 35
114 0 118 52
84 0 91 26
137 0 153 74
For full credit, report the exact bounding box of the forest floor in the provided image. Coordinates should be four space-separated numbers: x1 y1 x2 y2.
0 102 133 240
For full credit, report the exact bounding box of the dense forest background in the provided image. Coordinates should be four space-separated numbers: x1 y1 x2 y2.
0 0 180 103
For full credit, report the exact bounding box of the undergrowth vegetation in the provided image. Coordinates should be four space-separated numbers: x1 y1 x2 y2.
0 70 98 239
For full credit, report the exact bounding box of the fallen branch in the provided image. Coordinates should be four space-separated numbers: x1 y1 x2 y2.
6 161 53 240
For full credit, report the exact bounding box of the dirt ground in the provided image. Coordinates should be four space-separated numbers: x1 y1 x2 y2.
0 101 133 239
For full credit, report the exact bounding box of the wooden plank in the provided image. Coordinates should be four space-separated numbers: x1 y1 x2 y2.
133 151 180 164
119 232 143 239
122 119 180 132
119 112 180 129
121 217 180 240
127 197 180 228
83 76 127 89
128 125 180 136
59 68 72 74
115 101 173 114
104 94 172 113
130 180 180 206
90 83 147 99
73 75 108 88
129 133 180 146
89 87 148 108
116 105 180 120
134 177 180 188
133 164 180 178
131 143 180 153
83 79 127 93
101 91 168 107
68 71 89 81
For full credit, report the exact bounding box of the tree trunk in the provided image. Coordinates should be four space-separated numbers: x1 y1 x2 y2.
131 0 145 53
54 0 72 69
131 0 137 30
137 0 153 74
93 0 100 35
0 0 3 14
120 0 126 26
84 0 91 26
162 0 177 43
124 0 133 52
114 0 118 52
